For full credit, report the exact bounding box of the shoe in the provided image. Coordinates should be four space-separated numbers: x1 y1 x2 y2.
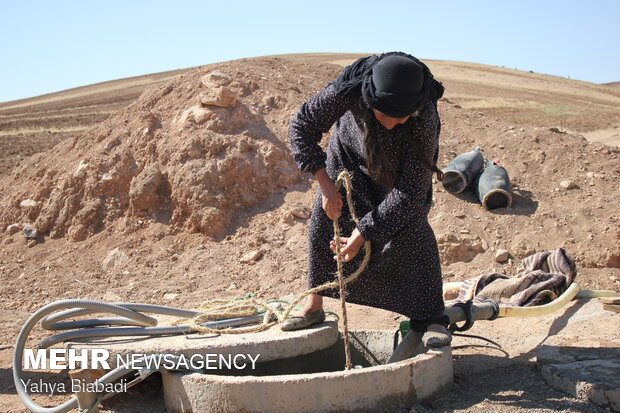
280 309 326 331
422 324 452 348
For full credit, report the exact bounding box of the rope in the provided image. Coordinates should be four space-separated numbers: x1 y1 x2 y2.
185 170 372 370
186 296 277 334
335 229 351 369
333 171 355 370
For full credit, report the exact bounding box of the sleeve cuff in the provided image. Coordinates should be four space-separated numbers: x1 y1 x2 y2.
357 215 376 242
304 161 327 176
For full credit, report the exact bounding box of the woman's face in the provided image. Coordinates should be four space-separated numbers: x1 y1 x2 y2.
372 109 410 130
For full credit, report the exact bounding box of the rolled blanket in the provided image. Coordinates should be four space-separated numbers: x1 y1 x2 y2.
447 248 577 307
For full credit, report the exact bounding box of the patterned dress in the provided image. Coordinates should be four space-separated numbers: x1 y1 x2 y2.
289 83 444 321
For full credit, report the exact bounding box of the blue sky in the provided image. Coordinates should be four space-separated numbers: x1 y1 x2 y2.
1 0 618 103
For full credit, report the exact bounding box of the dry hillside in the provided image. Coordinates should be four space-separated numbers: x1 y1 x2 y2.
0 68 192 175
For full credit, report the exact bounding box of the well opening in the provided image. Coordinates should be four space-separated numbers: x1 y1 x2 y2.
199 330 403 377
161 329 453 413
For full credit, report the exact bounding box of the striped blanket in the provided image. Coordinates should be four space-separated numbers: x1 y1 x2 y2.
446 248 577 307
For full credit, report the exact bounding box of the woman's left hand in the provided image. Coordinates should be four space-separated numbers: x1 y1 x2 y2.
330 228 366 262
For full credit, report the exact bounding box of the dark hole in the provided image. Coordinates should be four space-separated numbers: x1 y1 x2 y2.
484 191 510 210
442 171 466 194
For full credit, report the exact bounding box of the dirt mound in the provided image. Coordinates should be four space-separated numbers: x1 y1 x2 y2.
0 56 618 276
0 58 341 241
0 57 618 274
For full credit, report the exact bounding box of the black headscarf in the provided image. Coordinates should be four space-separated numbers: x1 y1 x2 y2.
332 51 444 117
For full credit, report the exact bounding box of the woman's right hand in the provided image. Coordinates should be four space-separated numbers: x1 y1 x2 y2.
314 168 343 220
321 182 343 220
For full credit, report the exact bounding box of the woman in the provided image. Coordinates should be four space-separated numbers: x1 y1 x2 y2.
285 52 450 347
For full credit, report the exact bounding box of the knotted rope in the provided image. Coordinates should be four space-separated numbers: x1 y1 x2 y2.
188 170 371 368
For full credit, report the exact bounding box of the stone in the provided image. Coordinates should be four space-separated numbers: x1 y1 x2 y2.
3 237 14 245
103 292 123 302
199 87 237 108
200 71 233 88
22 226 38 239
6 223 22 235
129 166 162 213
19 199 38 209
280 213 294 226
606 252 620 268
192 106 212 124
263 95 278 108
163 293 180 301
27 239 37 248
73 160 89 178
290 204 310 219
102 248 129 270
285 235 303 249
560 180 577 190
176 106 213 127
240 250 263 264
436 233 485 264
495 249 509 262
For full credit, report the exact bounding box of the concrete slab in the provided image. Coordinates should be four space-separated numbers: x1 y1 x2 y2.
66 321 339 367
541 358 620 411
162 330 454 413
536 298 620 412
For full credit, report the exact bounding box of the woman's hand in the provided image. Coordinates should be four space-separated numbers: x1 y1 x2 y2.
315 169 343 220
321 182 343 220
330 228 366 262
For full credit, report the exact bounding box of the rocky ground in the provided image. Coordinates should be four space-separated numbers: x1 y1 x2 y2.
0 54 618 412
